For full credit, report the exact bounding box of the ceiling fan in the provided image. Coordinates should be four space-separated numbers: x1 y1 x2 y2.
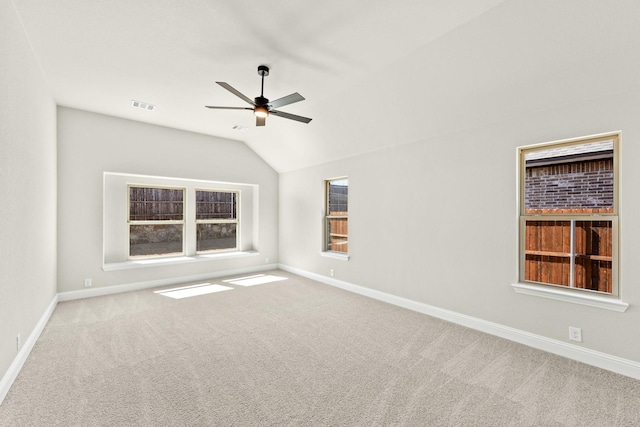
205 65 312 127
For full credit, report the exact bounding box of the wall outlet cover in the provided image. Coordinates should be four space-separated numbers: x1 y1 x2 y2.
569 326 582 342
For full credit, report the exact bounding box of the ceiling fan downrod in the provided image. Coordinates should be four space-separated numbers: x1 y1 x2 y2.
255 65 270 108
257 65 269 97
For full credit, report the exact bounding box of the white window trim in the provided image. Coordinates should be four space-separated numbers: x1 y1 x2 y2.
511 282 628 312
103 250 259 271
514 131 627 309
324 177 349 255
320 251 350 261
128 185 186 259
195 188 240 254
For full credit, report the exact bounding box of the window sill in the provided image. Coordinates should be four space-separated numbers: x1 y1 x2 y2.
320 251 350 261
512 282 629 312
103 250 259 271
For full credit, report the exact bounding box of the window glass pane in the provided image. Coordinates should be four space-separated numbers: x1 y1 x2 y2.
326 218 348 253
328 179 348 214
524 140 613 213
574 221 612 293
525 220 571 286
130 224 183 257
525 219 613 294
129 187 184 221
196 191 237 220
197 223 237 252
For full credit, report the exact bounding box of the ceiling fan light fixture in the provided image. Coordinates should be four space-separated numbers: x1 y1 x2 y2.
254 106 269 118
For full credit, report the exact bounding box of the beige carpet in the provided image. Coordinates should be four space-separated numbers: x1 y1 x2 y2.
1 270 639 426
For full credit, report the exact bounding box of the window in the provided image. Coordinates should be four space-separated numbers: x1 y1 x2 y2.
104 173 257 266
128 187 240 258
129 186 185 258
196 190 238 253
325 178 348 253
519 133 618 295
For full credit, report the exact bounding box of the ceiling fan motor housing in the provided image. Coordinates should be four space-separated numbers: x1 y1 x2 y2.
257 65 269 77
255 96 269 106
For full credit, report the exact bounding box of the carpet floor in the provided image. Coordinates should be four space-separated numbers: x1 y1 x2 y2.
0 270 639 426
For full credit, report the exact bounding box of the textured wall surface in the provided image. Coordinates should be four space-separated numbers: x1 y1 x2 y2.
0 0 57 386
57 107 279 293
278 1 640 364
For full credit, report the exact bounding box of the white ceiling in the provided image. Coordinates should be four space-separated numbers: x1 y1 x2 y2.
12 0 640 172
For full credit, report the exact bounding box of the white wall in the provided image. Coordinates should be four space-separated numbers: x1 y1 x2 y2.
57 107 278 293
280 91 640 363
279 1 640 363
0 0 57 382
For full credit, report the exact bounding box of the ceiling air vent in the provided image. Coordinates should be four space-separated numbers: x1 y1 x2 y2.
232 125 249 132
131 100 155 111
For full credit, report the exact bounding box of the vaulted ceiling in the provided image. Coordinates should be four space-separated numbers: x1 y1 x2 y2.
12 0 640 172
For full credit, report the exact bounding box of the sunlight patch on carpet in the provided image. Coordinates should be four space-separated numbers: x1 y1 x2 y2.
223 274 288 287
155 283 233 299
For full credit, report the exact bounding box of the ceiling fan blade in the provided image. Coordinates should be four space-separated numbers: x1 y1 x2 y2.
205 106 253 110
216 82 255 106
270 109 312 124
268 92 305 109
256 116 266 126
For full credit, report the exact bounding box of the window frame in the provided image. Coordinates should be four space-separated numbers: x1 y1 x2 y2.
195 188 240 254
324 177 349 255
518 132 620 297
127 184 186 259
518 132 621 298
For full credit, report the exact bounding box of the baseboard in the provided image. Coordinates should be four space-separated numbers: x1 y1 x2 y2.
0 294 58 406
3 263 636 409
59 264 279 301
279 264 640 380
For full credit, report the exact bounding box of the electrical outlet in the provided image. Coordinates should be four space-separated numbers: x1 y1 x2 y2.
569 326 582 342
330 269 335 277
265 257 269 264
16 334 21 352
84 278 92 287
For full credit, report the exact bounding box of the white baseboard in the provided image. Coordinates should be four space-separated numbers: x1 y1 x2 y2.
3 263 637 409
0 294 58 406
279 264 640 380
59 264 279 301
